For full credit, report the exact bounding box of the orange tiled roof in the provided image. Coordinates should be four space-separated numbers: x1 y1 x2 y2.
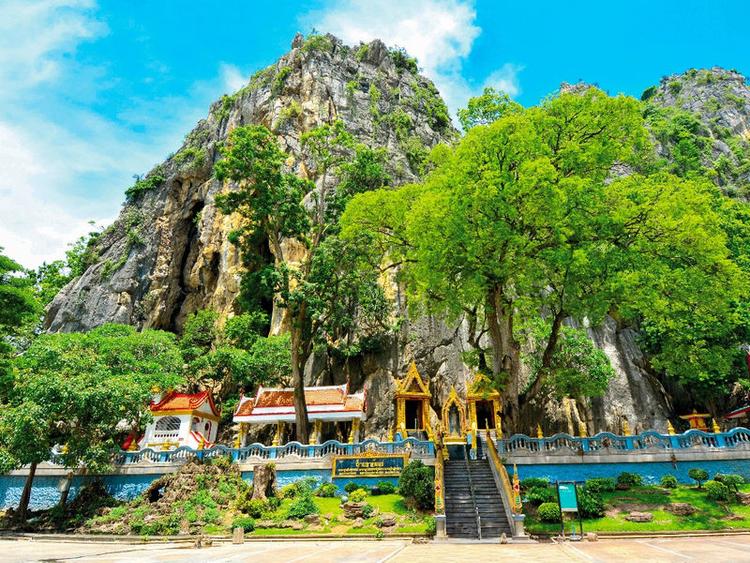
151 390 219 417
234 384 364 417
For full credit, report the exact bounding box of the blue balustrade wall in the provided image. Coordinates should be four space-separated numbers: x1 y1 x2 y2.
509 458 750 485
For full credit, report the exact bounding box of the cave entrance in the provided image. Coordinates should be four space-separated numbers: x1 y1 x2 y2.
405 400 423 431
475 400 496 430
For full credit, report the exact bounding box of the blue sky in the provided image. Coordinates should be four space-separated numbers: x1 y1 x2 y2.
1 0 747 268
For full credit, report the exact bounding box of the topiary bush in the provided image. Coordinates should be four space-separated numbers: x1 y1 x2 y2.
349 489 367 503
316 482 338 498
286 494 320 519
577 488 605 518
714 473 744 492
371 481 396 495
344 481 365 494
525 486 555 505
660 474 679 489
398 460 434 510
584 478 616 493
688 468 709 489
520 477 550 491
240 498 270 518
232 515 255 532
704 480 731 501
538 502 562 523
361 503 375 518
280 484 298 499
616 472 643 489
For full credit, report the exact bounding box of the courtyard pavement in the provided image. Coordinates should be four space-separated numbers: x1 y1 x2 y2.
3 534 750 563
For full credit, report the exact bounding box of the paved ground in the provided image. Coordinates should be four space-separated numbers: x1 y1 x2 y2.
4 535 750 563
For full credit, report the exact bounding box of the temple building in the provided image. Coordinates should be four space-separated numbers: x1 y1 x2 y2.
233 384 366 445
394 362 434 440
137 390 220 450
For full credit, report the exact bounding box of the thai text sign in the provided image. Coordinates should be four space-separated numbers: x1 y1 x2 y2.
557 481 579 512
332 453 409 478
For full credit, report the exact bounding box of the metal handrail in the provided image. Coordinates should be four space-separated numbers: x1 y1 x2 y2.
462 442 482 540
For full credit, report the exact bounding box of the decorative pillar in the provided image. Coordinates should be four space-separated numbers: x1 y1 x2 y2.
349 419 361 444
622 419 631 436
311 420 322 444
273 421 284 446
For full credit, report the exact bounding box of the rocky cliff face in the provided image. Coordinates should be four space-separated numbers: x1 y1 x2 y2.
43 38 748 437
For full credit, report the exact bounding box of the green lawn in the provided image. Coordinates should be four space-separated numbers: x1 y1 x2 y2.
525 484 750 534
247 491 431 536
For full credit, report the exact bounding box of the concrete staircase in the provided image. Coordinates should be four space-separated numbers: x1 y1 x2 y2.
444 453 512 539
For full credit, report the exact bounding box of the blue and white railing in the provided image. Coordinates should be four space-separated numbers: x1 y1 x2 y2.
496 427 750 455
92 437 435 466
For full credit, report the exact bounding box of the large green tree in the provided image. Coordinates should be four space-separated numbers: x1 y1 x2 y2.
342 87 746 430
0 324 183 520
214 122 389 442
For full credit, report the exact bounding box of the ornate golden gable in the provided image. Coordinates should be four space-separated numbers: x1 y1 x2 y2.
395 362 431 398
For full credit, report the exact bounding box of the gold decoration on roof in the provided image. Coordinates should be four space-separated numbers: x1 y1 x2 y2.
395 361 431 398
467 372 501 402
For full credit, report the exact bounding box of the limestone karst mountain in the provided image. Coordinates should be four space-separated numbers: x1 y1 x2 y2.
43 34 750 437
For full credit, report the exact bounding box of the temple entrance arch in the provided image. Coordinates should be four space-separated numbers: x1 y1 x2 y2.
394 362 433 440
441 386 467 442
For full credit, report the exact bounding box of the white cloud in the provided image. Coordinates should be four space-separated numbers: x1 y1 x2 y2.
307 0 522 117
0 1 240 268
219 63 249 93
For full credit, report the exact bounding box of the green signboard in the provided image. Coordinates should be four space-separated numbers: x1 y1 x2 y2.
557 482 579 512
332 453 408 478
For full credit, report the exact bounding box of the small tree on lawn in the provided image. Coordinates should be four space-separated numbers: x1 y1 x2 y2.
0 324 183 521
688 468 709 489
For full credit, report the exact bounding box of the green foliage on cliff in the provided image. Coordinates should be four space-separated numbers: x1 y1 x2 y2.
342 86 748 423
214 122 389 441
125 166 166 202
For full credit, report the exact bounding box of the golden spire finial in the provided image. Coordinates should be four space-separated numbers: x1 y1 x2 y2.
536 424 544 439
578 421 587 438
667 420 676 435
712 419 721 434
622 419 631 436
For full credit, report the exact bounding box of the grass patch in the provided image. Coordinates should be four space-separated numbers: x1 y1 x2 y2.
367 494 409 515
525 484 750 534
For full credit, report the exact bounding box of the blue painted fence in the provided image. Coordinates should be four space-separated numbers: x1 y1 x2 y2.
84 437 435 466
496 427 750 455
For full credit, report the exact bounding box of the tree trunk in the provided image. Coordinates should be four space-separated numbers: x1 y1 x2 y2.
485 285 521 434
251 463 277 500
18 461 37 522
290 323 310 444
523 310 566 405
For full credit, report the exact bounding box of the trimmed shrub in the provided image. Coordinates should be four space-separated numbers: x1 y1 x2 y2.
538 502 562 523
425 516 437 536
660 474 679 489
584 478 616 493
344 481 365 494
316 482 338 498
616 472 643 489
361 503 375 518
241 498 269 519
286 494 320 519
349 489 367 503
371 481 397 495
398 460 435 510
577 489 605 518
704 480 731 501
714 473 744 492
232 515 255 532
525 486 555 505
520 477 550 491
280 484 298 499
688 468 709 489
